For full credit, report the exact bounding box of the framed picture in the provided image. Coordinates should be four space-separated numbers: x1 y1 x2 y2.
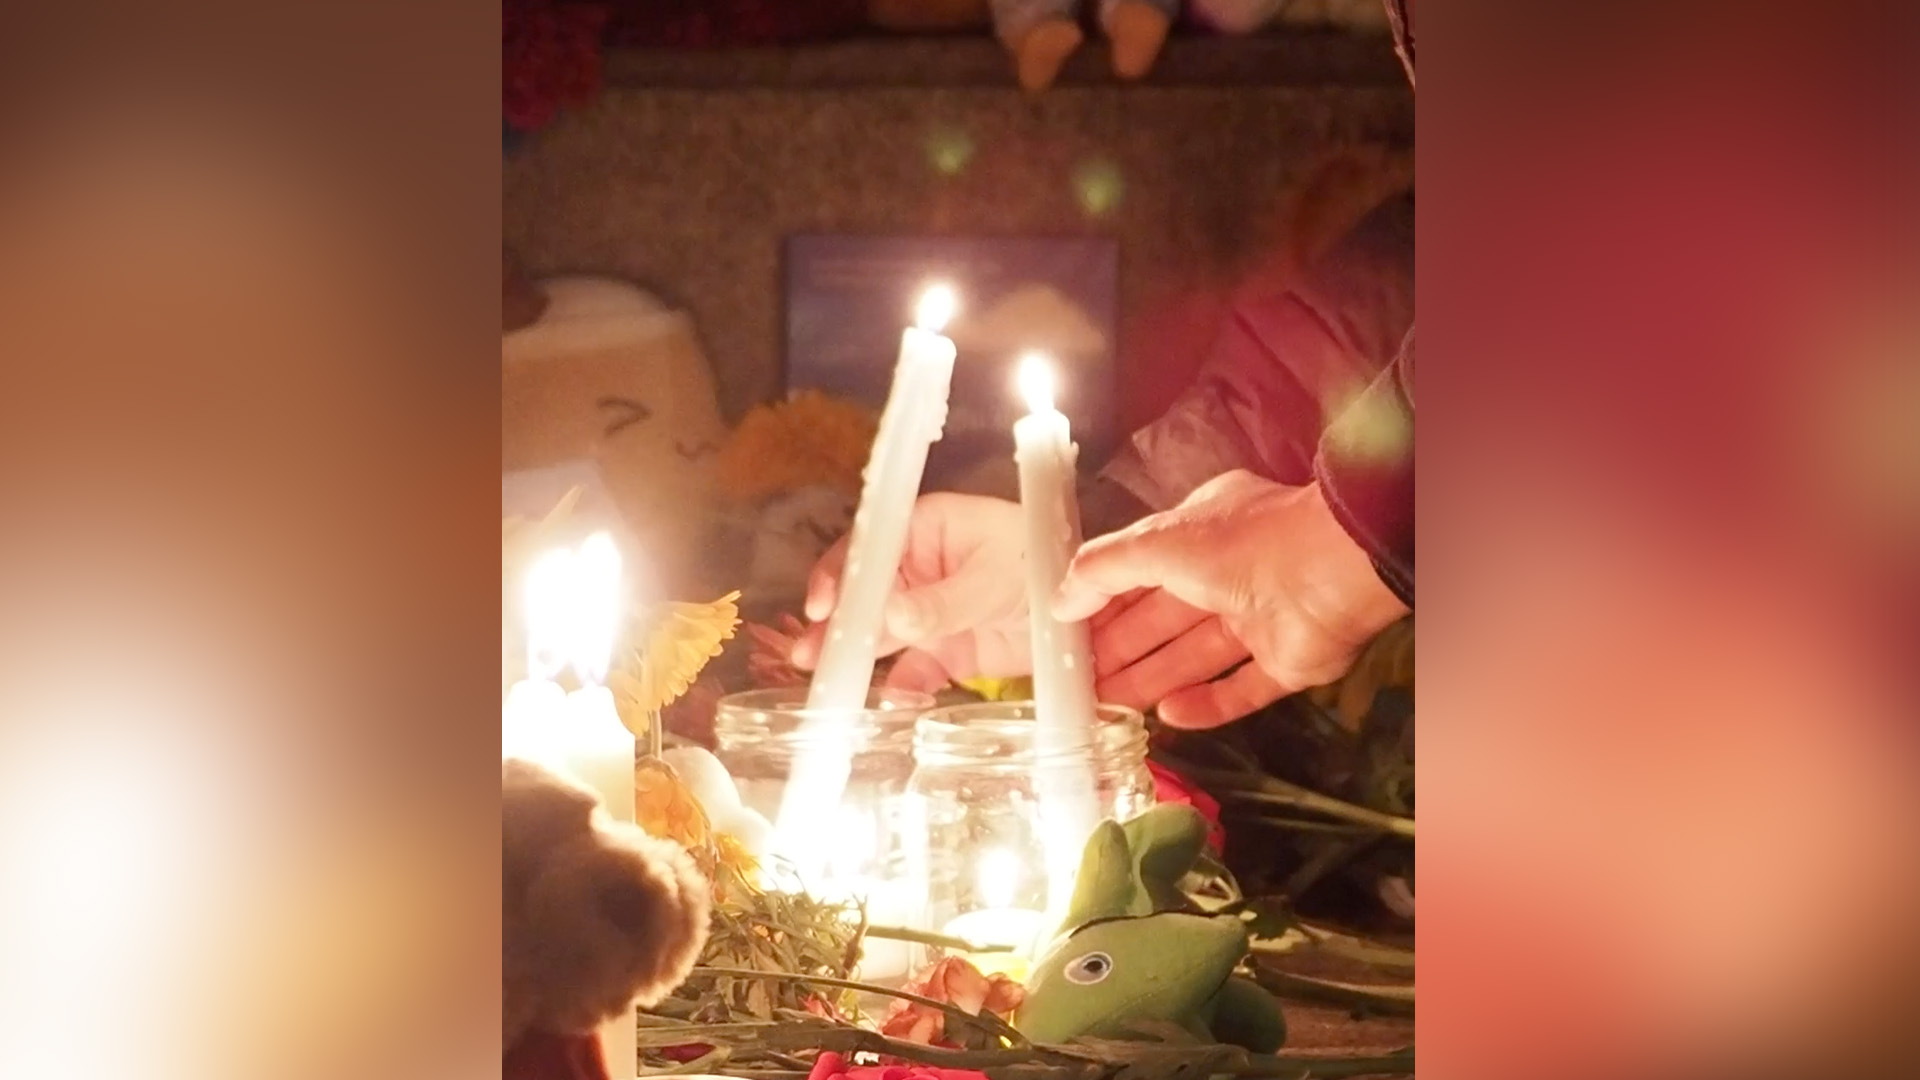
785 234 1119 497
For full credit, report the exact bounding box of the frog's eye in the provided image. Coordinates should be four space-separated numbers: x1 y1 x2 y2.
1063 951 1114 985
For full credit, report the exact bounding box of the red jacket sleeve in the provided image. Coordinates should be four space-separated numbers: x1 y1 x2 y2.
1103 194 1414 517
1316 326 1414 605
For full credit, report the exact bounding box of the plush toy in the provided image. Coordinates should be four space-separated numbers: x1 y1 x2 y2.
503 276 731 600
504 758 712 1080
1016 804 1286 1050
992 0 1177 91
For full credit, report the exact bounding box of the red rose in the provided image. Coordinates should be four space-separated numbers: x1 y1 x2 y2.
1148 759 1226 851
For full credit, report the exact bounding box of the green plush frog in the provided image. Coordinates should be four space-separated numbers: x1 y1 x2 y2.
1014 804 1286 1051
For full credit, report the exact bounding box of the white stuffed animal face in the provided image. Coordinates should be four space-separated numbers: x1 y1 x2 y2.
503 277 729 597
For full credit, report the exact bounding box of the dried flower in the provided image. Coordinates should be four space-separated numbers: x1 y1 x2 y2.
879 957 1025 1048
634 757 716 858
613 592 742 728
717 391 878 504
743 615 810 689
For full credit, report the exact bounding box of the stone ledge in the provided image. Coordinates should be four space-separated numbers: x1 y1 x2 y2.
603 32 1404 90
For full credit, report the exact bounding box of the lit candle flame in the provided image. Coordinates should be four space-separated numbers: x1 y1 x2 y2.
572 532 623 686
915 284 958 333
976 847 1020 911
523 548 575 683
522 531 624 686
1017 352 1056 415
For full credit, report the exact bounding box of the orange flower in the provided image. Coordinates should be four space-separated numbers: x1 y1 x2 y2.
880 957 1025 1048
716 391 878 503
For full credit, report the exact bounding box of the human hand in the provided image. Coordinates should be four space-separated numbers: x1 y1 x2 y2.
1055 471 1409 729
790 493 1030 692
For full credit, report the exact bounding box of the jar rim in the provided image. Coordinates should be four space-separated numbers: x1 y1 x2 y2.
713 686 934 747
913 700 1148 763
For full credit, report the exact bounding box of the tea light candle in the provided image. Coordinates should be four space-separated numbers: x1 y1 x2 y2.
1011 354 1101 913
941 848 1047 983
778 285 958 878
503 534 634 815
943 909 1047 983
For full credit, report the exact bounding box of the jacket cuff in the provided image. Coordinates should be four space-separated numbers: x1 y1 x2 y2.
1314 342 1415 606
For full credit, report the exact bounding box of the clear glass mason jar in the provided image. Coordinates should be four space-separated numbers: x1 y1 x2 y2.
712 686 934 982
908 701 1155 972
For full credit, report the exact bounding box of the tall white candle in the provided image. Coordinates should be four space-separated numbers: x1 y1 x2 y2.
804 284 959 709
1012 354 1102 917
501 532 638 1080
775 285 958 878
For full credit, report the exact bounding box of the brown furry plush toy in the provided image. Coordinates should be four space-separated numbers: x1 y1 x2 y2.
504 758 711 1080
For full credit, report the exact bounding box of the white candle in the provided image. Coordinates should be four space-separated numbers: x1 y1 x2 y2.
776 285 958 877
501 533 638 1080
805 284 959 708
1012 354 1102 917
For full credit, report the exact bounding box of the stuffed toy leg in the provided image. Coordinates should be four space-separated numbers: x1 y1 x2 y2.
991 0 1178 90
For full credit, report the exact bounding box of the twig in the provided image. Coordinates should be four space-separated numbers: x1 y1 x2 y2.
1156 748 1413 838
640 1045 732 1075
1251 967 1415 1018
685 965 1030 1048
1252 925 1415 973
1236 815 1380 837
1281 837 1377 901
639 1012 1414 1080
1191 771 1415 838
865 924 1016 953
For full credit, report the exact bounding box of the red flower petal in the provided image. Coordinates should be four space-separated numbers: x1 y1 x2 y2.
1148 759 1226 851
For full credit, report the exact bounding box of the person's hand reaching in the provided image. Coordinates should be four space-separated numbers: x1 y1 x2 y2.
790 493 1031 692
1055 471 1408 729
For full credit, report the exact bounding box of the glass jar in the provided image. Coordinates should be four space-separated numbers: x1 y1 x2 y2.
713 686 933 982
908 701 1155 975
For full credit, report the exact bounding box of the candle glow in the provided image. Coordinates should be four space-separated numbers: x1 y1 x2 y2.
977 846 1021 911
916 283 958 332
942 847 1047 981
1017 352 1056 415
571 532 622 685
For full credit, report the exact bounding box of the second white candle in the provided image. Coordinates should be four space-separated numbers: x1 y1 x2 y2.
1012 353 1102 919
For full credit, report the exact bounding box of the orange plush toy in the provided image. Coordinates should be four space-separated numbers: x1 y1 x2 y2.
503 758 712 1080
